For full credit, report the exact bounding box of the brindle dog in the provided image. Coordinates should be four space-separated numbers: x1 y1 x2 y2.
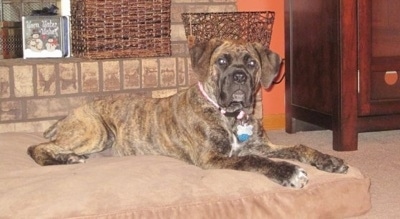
28 39 348 188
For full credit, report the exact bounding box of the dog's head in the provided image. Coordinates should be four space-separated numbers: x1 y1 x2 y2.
190 39 281 115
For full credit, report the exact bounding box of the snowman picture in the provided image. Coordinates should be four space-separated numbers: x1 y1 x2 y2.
27 29 44 52
45 36 59 52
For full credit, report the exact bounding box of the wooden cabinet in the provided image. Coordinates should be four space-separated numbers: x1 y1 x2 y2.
285 0 400 151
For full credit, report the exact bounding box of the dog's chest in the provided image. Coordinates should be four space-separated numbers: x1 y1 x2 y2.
229 123 254 157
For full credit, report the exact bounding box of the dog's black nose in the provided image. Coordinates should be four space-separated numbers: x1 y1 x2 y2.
233 72 247 84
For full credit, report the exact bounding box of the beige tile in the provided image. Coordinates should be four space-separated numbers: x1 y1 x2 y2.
171 43 188 56
26 98 69 119
186 5 210 13
160 58 176 87
59 63 79 94
81 62 99 93
37 64 56 96
170 4 185 23
142 59 158 88
0 66 10 98
171 24 187 42
208 5 236 12
123 59 140 89
14 120 57 133
13 65 34 97
102 61 121 91
0 100 22 122
68 96 90 110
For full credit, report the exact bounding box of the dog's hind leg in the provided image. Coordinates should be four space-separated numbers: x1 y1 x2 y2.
43 119 60 139
28 129 114 166
28 115 115 166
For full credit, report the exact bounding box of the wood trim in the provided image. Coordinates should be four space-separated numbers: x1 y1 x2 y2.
263 114 285 130
284 0 293 133
332 0 359 151
358 0 372 115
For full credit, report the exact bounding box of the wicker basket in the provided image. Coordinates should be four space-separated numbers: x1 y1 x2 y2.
71 0 171 59
0 22 23 59
181 11 275 48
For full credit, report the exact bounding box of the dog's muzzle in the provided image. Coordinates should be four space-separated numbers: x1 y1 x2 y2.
232 71 247 84
219 69 253 112
232 90 245 102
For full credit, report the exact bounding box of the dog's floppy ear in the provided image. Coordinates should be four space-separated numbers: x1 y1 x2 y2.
252 42 281 88
189 38 224 81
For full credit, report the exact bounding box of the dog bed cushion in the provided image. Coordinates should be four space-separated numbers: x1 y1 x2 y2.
0 132 370 218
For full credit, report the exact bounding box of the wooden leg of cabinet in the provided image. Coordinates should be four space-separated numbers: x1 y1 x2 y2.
332 127 358 151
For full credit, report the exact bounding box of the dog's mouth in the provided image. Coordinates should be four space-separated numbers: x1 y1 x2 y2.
232 90 245 102
221 89 250 113
226 101 244 114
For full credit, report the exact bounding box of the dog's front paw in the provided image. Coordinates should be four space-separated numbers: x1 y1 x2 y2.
268 162 308 189
313 154 348 174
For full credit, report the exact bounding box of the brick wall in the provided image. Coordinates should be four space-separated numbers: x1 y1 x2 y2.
0 0 262 133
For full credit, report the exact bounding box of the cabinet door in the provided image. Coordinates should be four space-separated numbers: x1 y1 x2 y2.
359 0 400 115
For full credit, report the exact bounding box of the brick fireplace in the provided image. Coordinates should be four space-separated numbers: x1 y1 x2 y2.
0 0 263 133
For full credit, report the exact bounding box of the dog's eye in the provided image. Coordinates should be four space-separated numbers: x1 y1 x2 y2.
247 59 257 68
217 57 228 66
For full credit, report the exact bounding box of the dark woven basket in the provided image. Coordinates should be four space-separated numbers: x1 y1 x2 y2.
181 11 275 48
0 22 23 59
71 0 171 59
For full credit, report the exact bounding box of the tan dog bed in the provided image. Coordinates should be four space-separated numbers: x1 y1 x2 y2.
0 132 370 218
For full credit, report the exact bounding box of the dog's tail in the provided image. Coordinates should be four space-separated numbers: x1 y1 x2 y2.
43 119 61 139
